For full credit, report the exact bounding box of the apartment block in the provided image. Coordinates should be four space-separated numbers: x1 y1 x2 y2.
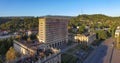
38 16 70 47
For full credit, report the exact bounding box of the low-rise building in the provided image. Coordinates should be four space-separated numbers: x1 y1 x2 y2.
0 30 8 36
13 40 61 63
74 32 96 45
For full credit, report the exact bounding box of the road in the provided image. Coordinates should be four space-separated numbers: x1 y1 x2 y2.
0 35 15 39
84 37 115 63
111 47 120 63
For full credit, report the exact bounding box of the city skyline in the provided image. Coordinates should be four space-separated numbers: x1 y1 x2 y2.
0 0 120 16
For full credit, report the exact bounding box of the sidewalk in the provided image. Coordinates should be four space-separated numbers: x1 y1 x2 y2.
111 48 120 63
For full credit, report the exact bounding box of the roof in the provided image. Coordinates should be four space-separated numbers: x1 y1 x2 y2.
115 30 120 33
115 26 120 33
38 15 73 19
14 40 60 63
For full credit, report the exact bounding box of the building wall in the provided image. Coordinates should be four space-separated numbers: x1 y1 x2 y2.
74 35 88 44
13 40 35 55
115 32 120 49
38 18 46 43
115 26 120 49
88 34 96 44
38 17 69 47
68 34 75 42
13 40 61 63
74 34 96 45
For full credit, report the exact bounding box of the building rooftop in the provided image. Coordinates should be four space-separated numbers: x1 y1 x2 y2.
76 32 95 37
39 15 73 19
15 40 43 51
14 40 60 63
117 26 120 29
115 26 120 33
15 48 60 63
115 30 120 33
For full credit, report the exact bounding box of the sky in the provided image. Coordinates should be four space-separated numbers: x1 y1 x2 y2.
0 0 120 16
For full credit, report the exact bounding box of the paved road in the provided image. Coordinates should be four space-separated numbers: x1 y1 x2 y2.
0 35 16 39
84 37 115 63
111 47 120 63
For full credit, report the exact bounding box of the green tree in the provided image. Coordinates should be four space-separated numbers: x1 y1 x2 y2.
0 55 2 63
97 30 108 40
6 47 17 62
78 25 85 34
0 44 6 55
0 17 38 32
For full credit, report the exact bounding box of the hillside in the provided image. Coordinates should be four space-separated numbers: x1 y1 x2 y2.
0 17 38 31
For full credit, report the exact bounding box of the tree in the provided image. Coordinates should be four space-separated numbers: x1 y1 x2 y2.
27 37 31 42
0 44 6 55
0 17 38 32
0 55 2 63
78 25 85 34
97 30 108 40
6 47 17 62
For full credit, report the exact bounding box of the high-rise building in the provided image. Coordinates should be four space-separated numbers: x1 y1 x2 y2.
38 16 70 47
115 26 120 49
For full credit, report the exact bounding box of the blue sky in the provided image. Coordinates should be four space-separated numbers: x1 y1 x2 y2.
0 0 120 16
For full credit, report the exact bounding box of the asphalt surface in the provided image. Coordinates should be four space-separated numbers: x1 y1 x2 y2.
111 47 120 63
0 35 15 39
84 37 115 63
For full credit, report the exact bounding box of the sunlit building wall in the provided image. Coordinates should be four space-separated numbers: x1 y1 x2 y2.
38 16 70 48
115 26 120 49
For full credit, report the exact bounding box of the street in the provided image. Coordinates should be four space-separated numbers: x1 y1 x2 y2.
84 37 116 63
0 35 15 39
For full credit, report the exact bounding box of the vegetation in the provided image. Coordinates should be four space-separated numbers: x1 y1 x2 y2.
67 48 76 54
0 37 13 55
61 53 78 63
75 44 92 52
67 40 73 45
6 47 17 62
0 17 38 32
77 24 85 34
21 33 37 41
0 14 119 38
1 14 120 62
68 14 120 38
0 55 2 63
0 32 37 59
91 39 102 46
96 30 108 40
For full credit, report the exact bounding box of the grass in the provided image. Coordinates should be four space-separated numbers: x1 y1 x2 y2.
75 44 92 52
61 53 78 63
67 48 76 54
62 44 93 63
91 39 102 46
